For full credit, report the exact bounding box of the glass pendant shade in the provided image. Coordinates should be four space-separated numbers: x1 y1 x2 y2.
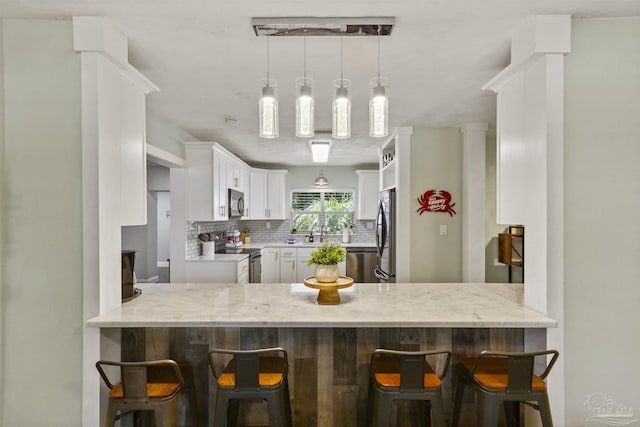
259 83 279 138
332 79 351 139
295 77 314 137
369 83 388 138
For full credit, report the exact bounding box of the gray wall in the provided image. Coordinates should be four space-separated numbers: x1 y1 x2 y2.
410 127 463 282
564 18 640 425
484 130 510 283
1 19 83 426
0 17 5 417
146 109 194 159
122 116 188 281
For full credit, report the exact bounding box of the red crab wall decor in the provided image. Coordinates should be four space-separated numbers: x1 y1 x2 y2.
417 190 457 217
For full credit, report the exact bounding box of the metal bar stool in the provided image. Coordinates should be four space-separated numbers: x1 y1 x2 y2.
96 359 193 427
368 349 452 427
208 347 292 427
452 350 559 427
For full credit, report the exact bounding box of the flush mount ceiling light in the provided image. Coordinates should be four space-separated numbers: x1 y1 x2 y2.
314 169 329 186
310 139 332 163
296 35 314 137
252 17 395 37
259 37 278 138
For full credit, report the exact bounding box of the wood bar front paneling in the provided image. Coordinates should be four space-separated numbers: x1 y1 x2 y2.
128 326 526 427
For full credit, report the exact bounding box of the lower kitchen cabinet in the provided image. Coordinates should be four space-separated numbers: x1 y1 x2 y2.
261 248 280 283
185 258 249 284
276 246 346 283
279 248 296 283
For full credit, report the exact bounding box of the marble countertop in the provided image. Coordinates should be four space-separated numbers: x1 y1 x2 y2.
87 282 556 329
187 254 249 262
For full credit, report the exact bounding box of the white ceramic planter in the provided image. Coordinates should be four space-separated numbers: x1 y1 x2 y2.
314 264 340 283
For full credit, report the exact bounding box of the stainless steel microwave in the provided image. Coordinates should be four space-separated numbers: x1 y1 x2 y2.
228 189 245 218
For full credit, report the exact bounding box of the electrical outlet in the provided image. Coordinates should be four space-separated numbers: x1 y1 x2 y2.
367 221 374 229
266 221 271 229
439 225 448 236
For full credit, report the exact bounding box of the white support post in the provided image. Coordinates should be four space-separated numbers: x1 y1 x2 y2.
461 123 488 283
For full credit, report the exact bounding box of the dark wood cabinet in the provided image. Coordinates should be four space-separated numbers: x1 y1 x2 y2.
498 225 524 283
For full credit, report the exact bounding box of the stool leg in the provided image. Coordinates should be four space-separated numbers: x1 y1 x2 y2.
283 380 293 427
430 395 446 427
213 393 230 427
537 394 554 427
476 391 500 427
452 374 467 427
265 393 285 427
103 401 118 427
373 391 393 427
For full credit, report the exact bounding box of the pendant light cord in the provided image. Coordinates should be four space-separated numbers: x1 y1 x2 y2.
340 36 344 82
303 35 307 80
377 25 381 85
266 37 270 83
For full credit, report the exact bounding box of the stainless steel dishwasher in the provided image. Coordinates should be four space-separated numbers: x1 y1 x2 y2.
346 247 378 283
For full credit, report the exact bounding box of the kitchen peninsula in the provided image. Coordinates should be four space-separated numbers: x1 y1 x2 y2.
88 282 555 426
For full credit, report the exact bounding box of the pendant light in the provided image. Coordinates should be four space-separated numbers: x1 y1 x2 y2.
369 25 388 138
332 37 351 139
314 170 329 186
296 35 314 137
259 37 278 138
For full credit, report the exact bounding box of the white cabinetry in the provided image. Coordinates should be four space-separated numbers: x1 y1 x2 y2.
74 17 159 227
379 138 397 190
279 247 297 283
249 169 288 220
295 247 316 282
120 78 150 226
269 246 346 283
185 142 251 221
261 248 280 283
212 147 228 220
356 170 379 220
185 258 249 283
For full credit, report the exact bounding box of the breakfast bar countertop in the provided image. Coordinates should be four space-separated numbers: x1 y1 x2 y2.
86 282 557 329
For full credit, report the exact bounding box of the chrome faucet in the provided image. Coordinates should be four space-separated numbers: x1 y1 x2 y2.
319 225 327 243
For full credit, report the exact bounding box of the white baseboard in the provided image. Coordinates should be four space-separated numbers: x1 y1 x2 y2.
136 275 159 283
157 261 169 268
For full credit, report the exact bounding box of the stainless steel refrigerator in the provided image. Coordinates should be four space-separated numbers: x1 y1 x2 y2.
374 188 396 283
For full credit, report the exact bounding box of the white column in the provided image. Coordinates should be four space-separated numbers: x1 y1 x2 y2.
461 123 488 283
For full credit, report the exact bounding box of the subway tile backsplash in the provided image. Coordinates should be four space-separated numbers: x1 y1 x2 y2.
186 219 376 258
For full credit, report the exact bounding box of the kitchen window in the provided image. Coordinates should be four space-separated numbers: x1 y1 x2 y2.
291 190 354 233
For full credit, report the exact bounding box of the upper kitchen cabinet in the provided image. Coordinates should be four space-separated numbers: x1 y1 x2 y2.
356 170 379 220
184 142 250 221
379 137 397 191
73 17 159 226
248 169 288 220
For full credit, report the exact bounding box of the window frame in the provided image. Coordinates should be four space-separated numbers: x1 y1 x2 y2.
290 187 355 234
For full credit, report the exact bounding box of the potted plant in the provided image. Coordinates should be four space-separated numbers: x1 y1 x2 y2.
307 242 346 283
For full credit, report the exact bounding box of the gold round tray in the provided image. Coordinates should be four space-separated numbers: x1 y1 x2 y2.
304 276 354 305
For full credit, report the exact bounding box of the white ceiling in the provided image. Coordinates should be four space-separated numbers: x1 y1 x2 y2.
2 1 639 167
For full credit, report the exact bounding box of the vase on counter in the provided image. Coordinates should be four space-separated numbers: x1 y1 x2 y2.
314 264 340 283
